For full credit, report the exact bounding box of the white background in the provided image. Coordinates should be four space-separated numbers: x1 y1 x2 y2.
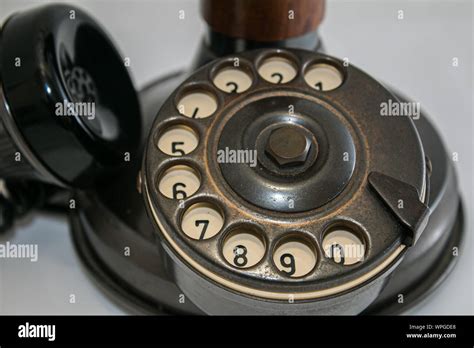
0 0 472 314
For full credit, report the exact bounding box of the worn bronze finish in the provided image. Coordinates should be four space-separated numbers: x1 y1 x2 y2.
67 64 463 315
265 125 314 167
141 49 429 314
219 95 356 212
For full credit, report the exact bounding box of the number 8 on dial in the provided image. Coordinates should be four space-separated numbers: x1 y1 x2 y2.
222 228 266 269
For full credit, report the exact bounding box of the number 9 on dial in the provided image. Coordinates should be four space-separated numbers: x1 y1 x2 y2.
273 239 317 278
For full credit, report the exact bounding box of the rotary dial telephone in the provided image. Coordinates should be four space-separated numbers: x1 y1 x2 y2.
0 0 464 315
139 48 435 315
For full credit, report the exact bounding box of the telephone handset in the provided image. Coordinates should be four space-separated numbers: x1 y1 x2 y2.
0 0 464 315
0 4 141 232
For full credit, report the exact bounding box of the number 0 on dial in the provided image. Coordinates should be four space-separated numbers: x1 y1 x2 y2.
323 228 365 265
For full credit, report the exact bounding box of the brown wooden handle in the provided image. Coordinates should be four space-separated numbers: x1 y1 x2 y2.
201 0 325 42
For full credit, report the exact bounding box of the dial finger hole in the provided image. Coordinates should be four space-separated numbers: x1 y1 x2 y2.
273 238 317 278
258 56 297 84
157 125 199 156
177 91 217 118
304 63 344 91
222 226 266 269
322 225 366 265
181 202 224 240
158 165 200 200
213 67 253 94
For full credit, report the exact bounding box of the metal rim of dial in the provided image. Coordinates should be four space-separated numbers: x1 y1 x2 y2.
142 48 430 308
66 67 463 315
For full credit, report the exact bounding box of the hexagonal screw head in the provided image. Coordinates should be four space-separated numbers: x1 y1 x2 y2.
265 126 312 167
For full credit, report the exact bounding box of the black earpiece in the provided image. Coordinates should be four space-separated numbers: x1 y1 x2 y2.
0 4 141 232
0 4 141 188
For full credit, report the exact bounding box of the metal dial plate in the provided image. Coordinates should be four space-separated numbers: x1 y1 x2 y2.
142 49 427 300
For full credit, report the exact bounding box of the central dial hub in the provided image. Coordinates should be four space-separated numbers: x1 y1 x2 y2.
265 125 314 167
142 49 428 315
255 121 319 177
217 95 356 212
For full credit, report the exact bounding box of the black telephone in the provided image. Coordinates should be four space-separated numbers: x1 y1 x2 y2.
0 1 464 315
